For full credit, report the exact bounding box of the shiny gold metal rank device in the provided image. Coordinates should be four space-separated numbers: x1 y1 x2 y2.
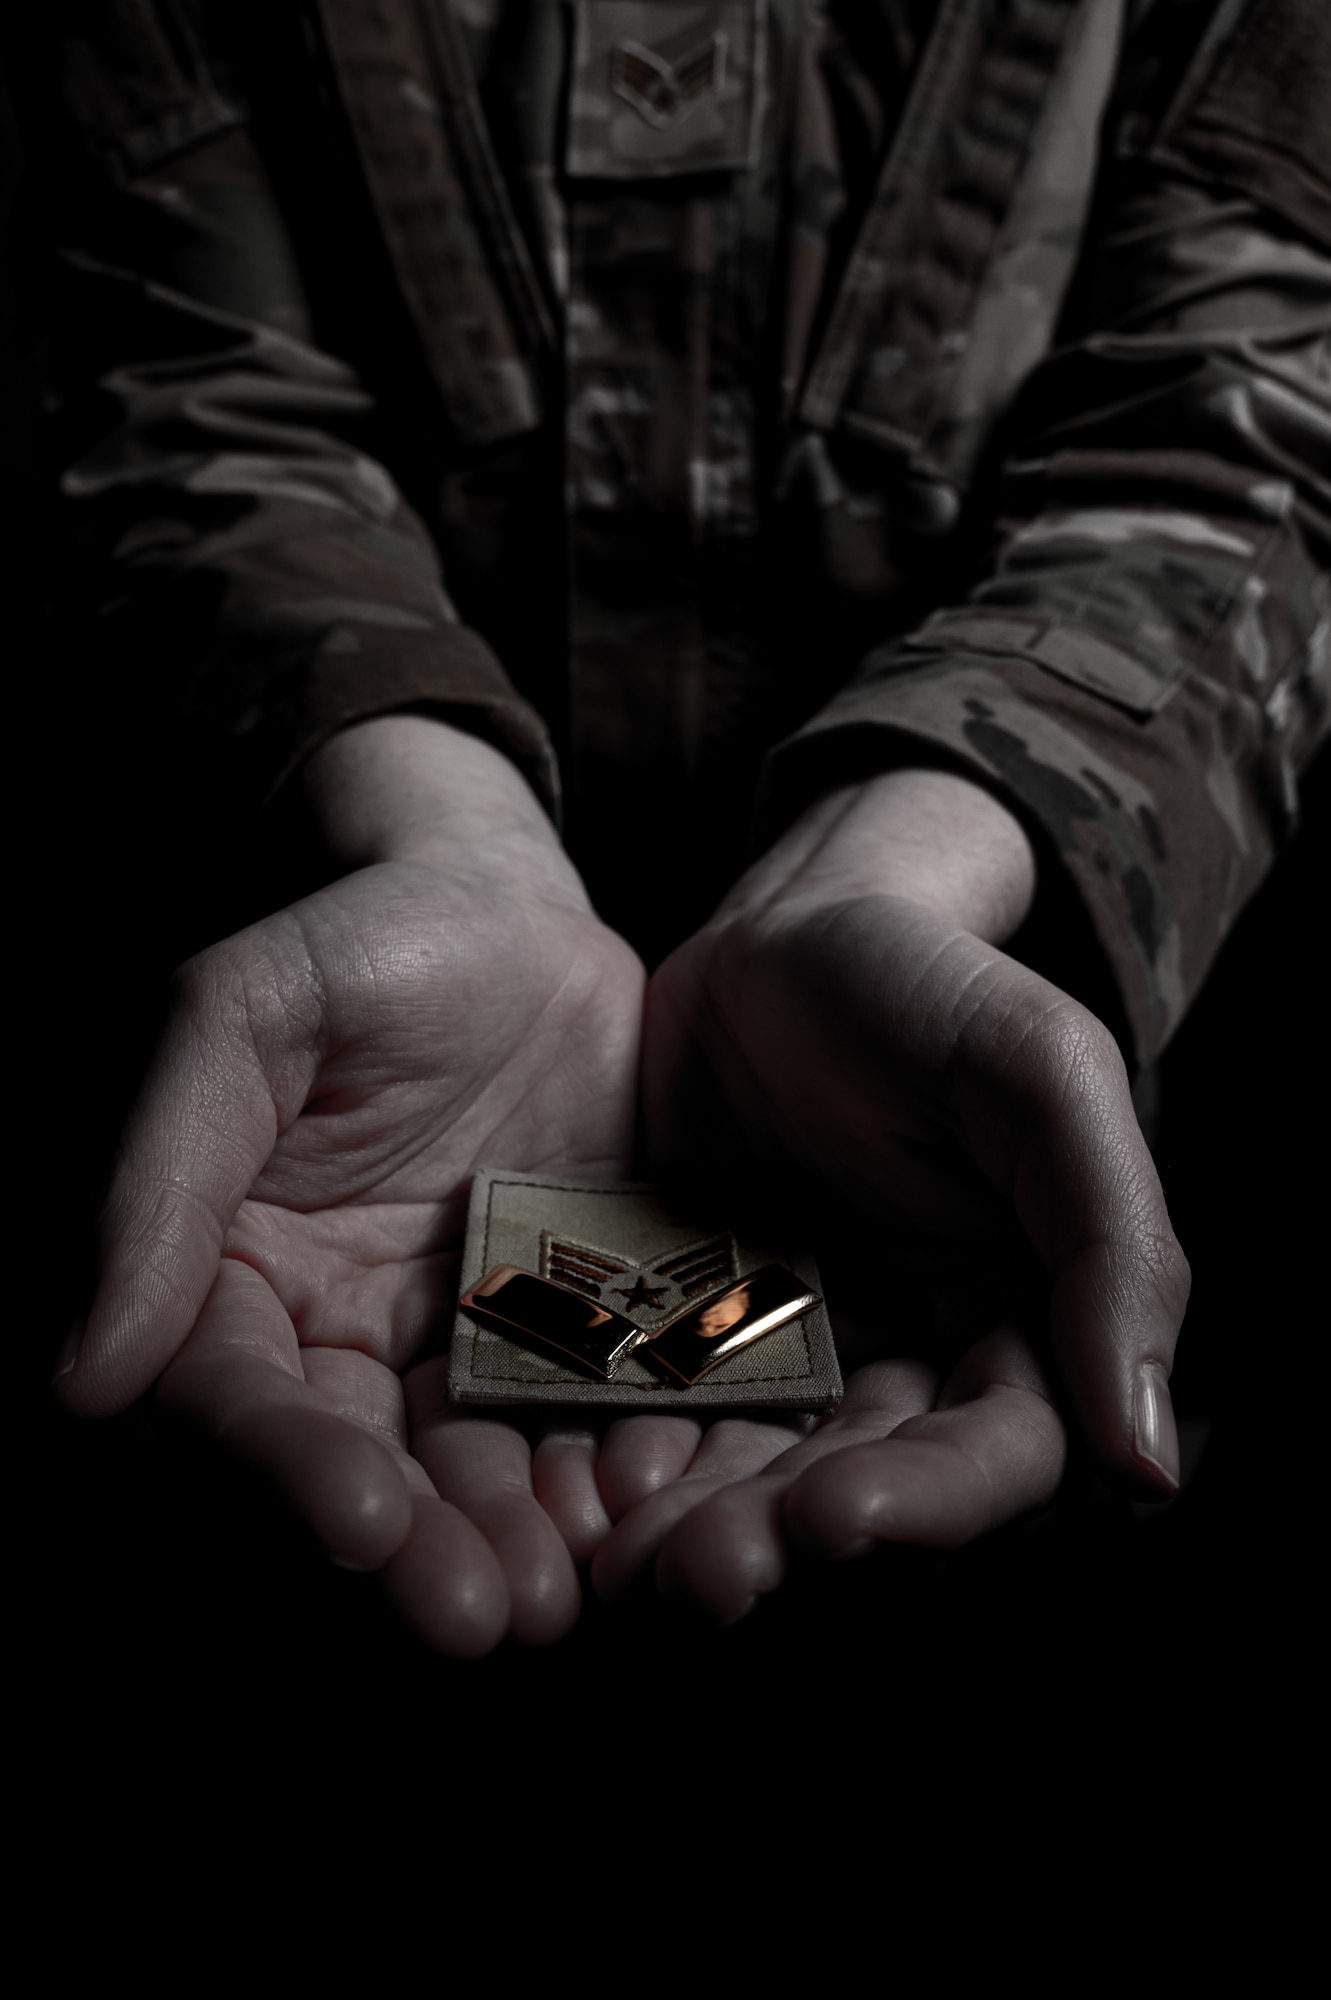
635 1264 819 1385
459 1265 647 1380
460 1260 819 1385
448 1170 842 1412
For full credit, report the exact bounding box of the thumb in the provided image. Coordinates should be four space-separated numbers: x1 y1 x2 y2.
960 984 1190 1495
56 932 320 1416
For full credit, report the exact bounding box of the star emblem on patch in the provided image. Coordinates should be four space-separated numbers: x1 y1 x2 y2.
540 1229 738 1328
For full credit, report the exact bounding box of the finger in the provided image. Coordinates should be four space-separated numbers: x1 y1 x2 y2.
590 1412 826 1604
221 1405 417 1569
58 936 318 1417
381 1495 511 1660
653 1361 936 1623
589 1476 734 1603
158 1258 415 1570
531 1425 613 1565
784 1328 1067 1555
383 1496 511 1664
299 1345 423 1463
196 1313 511 1655
654 1477 791 1621
958 992 1189 1493
595 1415 704 1520
406 1362 581 1646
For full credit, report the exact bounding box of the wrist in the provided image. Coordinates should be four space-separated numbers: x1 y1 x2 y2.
300 715 589 908
733 768 1037 943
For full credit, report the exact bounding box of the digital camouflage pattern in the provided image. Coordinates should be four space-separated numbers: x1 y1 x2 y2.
31 0 1331 1058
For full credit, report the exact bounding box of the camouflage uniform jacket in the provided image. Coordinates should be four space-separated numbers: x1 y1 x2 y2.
34 0 1331 1059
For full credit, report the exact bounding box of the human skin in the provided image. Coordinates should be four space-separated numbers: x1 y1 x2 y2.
56 717 645 1654
55 715 1187 1650
602 771 1187 1620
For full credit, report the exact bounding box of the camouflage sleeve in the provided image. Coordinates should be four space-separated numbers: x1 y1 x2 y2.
765 9 1330 1066
44 7 557 821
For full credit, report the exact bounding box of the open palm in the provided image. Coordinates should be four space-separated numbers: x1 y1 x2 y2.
588 774 1190 1623
60 857 645 1654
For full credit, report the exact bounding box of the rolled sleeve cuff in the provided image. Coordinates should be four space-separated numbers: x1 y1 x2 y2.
760 615 1290 1065
245 619 562 824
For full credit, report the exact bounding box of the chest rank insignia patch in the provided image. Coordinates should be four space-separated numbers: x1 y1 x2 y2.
610 35 727 129
448 1168 843 1411
566 1 768 179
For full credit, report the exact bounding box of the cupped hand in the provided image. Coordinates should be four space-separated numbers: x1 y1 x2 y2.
57 720 645 1656
612 768 1189 1622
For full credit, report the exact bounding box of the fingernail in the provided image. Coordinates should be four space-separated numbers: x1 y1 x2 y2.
1132 1363 1180 1493
53 1316 85 1383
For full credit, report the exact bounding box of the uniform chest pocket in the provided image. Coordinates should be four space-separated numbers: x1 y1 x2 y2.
566 0 767 178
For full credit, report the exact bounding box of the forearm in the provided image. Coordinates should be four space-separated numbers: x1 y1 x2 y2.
727 768 1037 945
300 714 589 909
766 194 1330 1060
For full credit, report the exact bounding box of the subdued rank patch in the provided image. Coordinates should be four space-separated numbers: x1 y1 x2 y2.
567 1 767 178
611 35 727 128
448 1169 842 1410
